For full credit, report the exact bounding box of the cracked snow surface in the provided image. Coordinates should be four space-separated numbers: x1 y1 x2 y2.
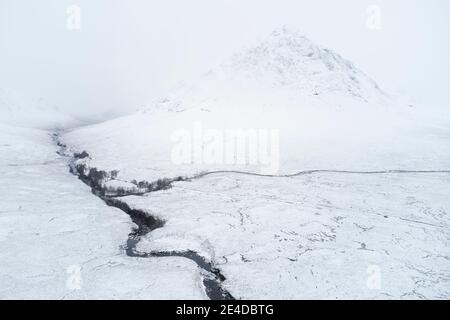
0 124 206 299
56 105 450 299
60 138 234 300
120 171 450 299
2 122 449 299
2 28 450 299
56 104 450 300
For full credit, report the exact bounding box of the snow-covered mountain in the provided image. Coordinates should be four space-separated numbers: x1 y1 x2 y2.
58 28 450 300
2 26 449 300
153 27 387 114
62 27 447 183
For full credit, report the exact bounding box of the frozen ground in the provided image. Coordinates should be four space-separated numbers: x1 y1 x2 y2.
2 120 448 299
129 171 450 299
0 124 206 299
59 116 450 299
58 28 450 299
1 27 449 299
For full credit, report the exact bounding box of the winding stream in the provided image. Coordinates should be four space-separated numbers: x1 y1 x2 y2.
53 133 234 300
53 132 450 300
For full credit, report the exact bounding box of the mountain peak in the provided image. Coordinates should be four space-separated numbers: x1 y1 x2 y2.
152 27 386 113
270 25 308 40
223 27 382 101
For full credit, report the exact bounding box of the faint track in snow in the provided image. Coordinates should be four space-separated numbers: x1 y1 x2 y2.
53 131 450 300
188 169 450 180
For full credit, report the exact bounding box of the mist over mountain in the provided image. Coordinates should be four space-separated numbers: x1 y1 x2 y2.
57 27 450 301
153 27 388 115
0 88 81 130
1 2 449 301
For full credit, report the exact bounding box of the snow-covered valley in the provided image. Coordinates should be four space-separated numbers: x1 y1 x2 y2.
0 124 207 299
1 27 449 300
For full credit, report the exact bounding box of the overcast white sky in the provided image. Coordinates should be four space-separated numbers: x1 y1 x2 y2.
0 0 449 120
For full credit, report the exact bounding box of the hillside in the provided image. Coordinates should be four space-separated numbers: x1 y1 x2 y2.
0 88 81 130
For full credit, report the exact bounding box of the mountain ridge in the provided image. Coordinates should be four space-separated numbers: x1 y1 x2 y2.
150 26 388 114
